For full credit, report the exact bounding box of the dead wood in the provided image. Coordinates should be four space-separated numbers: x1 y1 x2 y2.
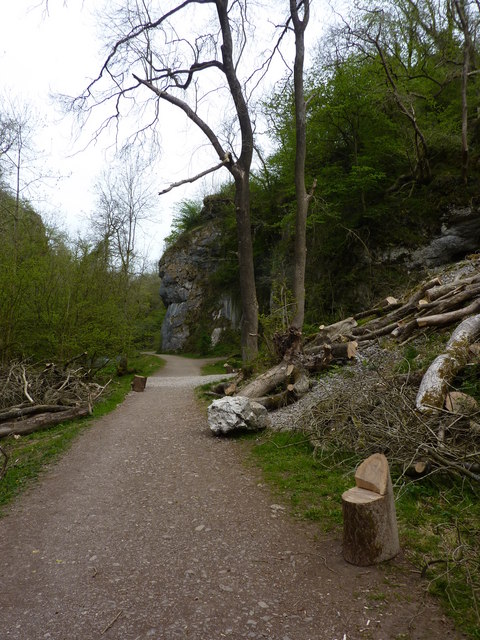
416 313 480 412
308 317 358 345
300 364 480 484
417 297 480 328
272 326 303 359
240 362 295 399
0 405 91 439
425 273 480 302
417 283 480 316
403 460 431 478
354 297 400 321
352 277 441 338
304 341 358 359
0 404 72 423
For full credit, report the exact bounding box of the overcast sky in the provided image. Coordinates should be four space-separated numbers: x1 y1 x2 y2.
1 0 331 263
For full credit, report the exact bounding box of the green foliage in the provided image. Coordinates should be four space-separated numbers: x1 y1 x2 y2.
164 199 203 246
0 185 163 364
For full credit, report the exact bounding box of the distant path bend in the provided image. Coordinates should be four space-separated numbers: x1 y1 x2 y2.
0 355 463 639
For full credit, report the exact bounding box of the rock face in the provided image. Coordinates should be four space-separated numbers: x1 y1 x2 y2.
378 206 480 268
159 215 240 352
207 396 272 436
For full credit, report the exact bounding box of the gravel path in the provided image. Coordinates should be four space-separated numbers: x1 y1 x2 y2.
0 355 464 639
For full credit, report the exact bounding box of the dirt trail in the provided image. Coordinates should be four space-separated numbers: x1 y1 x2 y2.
0 356 464 639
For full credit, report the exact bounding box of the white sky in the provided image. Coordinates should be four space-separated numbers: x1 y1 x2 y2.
0 0 331 263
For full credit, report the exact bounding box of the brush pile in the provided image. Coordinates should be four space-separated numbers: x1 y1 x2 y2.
0 361 110 440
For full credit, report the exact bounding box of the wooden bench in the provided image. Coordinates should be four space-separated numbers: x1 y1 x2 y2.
342 453 400 566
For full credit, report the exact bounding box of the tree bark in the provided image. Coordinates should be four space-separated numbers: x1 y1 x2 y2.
290 0 311 331
453 0 471 184
342 454 399 566
0 405 91 439
217 0 258 362
416 313 480 412
232 169 259 363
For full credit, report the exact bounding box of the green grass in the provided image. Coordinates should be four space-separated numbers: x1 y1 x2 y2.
242 431 354 531
200 357 241 375
241 431 480 638
0 353 164 515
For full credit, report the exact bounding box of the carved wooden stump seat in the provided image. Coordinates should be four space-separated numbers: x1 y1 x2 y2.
342 453 400 566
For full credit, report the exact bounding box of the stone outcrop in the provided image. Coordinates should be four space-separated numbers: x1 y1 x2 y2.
159 211 239 352
207 396 271 435
378 206 480 268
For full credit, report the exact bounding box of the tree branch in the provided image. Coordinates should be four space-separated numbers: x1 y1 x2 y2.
158 157 231 195
132 74 229 162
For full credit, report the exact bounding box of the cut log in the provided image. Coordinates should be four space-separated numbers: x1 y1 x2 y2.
425 273 480 302
249 369 310 410
304 340 358 359
0 404 73 423
239 362 293 399
342 453 400 566
404 460 431 478
418 283 480 316
353 278 442 336
327 341 358 360
0 405 91 439
356 321 400 342
313 317 358 343
354 297 400 321
417 297 480 328
131 375 147 392
416 313 480 412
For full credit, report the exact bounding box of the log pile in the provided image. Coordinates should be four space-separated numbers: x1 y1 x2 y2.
230 328 358 410
228 261 480 482
0 361 110 441
349 272 480 344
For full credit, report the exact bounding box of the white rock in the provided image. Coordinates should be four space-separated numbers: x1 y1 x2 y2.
207 396 271 435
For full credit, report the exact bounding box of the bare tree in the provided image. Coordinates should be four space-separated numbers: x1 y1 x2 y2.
91 150 155 370
93 151 153 276
73 0 265 362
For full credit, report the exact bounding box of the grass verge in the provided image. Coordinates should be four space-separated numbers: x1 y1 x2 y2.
0 353 164 516
241 430 480 639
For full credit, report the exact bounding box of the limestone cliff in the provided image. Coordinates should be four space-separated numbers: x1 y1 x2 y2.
159 219 240 352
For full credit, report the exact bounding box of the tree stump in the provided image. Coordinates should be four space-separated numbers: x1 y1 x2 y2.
342 453 400 566
131 375 147 392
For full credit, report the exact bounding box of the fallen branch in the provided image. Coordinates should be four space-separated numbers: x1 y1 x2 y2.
0 405 91 439
22 367 34 404
0 404 73 423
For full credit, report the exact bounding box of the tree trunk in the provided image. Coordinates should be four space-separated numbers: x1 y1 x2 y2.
239 361 292 399
217 0 258 363
290 0 311 330
0 405 91 439
416 313 480 412
453 0 471 184
233 169 259 363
